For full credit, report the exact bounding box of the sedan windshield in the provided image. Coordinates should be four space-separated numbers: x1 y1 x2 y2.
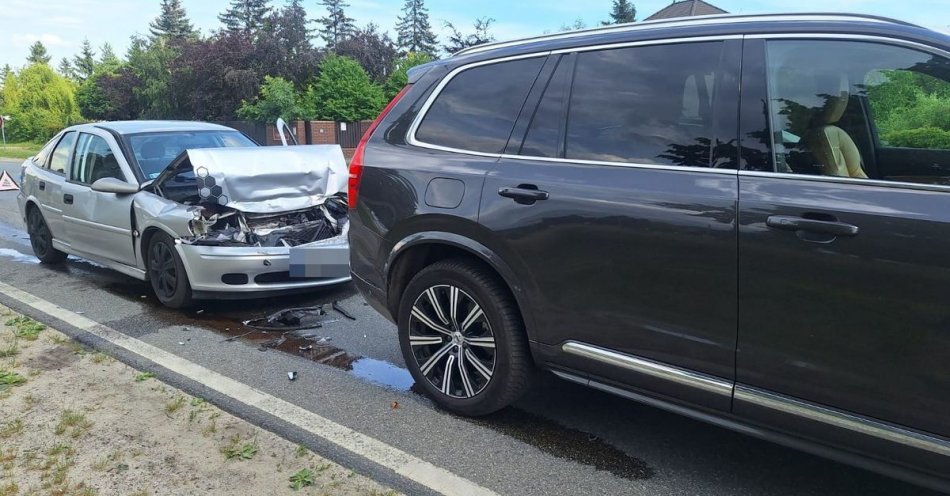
127 131 257 180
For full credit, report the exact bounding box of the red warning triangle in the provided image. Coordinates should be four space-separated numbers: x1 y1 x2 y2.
0 170 20 191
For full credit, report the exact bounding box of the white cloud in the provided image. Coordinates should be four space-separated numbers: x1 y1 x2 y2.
11 33 71 48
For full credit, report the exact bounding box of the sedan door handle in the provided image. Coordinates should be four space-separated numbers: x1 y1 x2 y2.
63 194 74 205
38 180 45 191
498 186 549 205
766 215 859 237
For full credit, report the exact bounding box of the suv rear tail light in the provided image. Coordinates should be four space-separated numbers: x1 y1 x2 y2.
349 85 412 209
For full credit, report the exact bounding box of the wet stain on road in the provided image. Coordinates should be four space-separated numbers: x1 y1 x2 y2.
470 408 655 480
4 227 654 482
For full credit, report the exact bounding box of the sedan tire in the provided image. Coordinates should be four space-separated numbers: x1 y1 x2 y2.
147 231 193 309
398 258 535 416
26 207 67 264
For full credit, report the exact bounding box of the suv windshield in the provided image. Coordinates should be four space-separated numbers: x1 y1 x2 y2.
126 131 256 180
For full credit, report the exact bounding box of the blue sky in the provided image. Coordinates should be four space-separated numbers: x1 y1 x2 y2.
1 0 947 68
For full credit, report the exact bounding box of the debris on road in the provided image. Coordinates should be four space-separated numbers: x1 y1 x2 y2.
244 306 327 331
390 401 400 409
287 371 298 381
258 333 288 351
222 329 257 342
332 300 356 320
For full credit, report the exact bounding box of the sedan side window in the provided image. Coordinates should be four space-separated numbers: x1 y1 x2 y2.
32 136 59 167
48 132 76 175
765 40 950 183
71 133 125 184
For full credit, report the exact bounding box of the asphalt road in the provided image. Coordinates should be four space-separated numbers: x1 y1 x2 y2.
0 159 938 495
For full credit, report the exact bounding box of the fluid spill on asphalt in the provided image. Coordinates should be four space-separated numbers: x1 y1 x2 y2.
470 408 655 480
3 225 653 480
0 248 39 264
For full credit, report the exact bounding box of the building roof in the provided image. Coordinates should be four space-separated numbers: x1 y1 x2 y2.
644 0 728 21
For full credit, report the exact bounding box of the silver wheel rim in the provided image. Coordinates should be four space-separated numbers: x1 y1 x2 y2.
408 285 495 399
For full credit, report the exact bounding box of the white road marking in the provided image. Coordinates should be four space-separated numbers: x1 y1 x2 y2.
0 280 498 496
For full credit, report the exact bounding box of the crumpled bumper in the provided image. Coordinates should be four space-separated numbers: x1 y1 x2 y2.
175 238 350 295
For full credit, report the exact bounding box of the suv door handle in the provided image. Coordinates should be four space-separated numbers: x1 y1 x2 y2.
766 215 859 237
498 186 549 205
63 194 74 205
38 180 45 191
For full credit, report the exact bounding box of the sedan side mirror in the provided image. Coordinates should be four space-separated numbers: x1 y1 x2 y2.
91 177 139 195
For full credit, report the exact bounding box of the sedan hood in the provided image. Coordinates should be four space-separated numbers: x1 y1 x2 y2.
156 145 348 214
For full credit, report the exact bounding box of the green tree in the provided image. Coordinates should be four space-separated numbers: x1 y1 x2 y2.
27 41 51 65
0 64 81 141
275 0 312 55
99 43 120 67
0 65 12 86
442 18 494 53
336 23 397 83
126 36 179 119
150 0 196 41
73 39 97 80
219 0 273 37
237 75 304 122
302 54 385 121
603 0 636 24
395 0 437 57
560 18 587 31
383 51 432 99
318 0 355 50
57 58 76 79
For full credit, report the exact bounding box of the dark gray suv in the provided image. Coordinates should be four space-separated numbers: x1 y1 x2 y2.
348 13 950 490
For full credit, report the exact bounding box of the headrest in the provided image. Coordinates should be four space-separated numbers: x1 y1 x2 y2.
141 141 165 160
821 72 850 125
774 48 851 126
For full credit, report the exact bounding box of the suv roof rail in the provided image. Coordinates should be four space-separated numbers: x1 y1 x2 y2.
452 12 921 57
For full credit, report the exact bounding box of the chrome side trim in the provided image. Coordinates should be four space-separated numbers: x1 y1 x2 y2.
745 33 950 58
549 35 742 55
735 385 950 457
739 170 950 194
561 341 734 397
500 153 737 175
453 13 916 57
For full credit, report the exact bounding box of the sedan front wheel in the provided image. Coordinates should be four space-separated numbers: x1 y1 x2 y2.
147 232 193 309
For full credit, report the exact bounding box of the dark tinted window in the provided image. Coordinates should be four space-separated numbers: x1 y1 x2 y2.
520 56 573 158
49 132 76 174
416 57 545 154
566 42 724 166
765 40 950 182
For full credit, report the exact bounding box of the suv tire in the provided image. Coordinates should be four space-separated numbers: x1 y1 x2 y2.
27 207 67 264
147 231 193 309
398 258 534 416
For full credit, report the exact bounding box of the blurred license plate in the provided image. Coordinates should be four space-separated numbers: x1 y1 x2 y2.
289 245 350 278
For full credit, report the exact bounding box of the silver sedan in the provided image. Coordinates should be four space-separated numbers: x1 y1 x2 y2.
17 121 350 308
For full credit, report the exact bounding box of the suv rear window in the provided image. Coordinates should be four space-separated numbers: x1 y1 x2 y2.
565 41 724 166
415 57 545 154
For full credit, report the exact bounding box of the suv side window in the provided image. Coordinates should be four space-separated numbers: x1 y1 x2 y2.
520 55 573 158
765 40 950 182
415 57 546 154
70 133 125 184
565 41 725 166
48 131 76 175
